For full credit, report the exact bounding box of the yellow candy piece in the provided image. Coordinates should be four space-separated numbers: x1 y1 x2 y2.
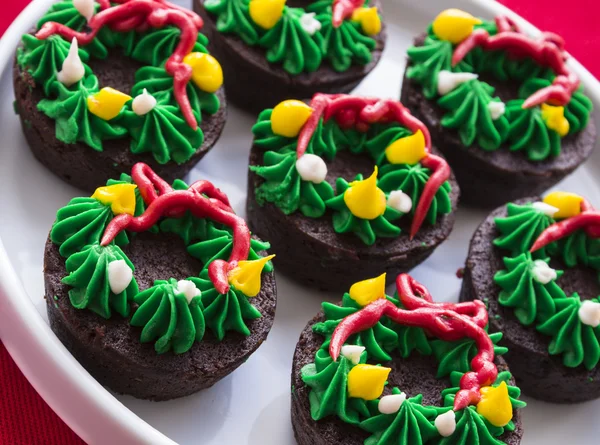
343 167 387 220
349 273 386 306
540 103 570 137
182 52 223 93
228 255 275 297
347 364 391 400
432 9 482 44
249 0 285 30
385 130 427 165
543 191 583 219
271 100 313 137
351 7 381 36
476 382 513 427
91 184 137 215
87 87 131 121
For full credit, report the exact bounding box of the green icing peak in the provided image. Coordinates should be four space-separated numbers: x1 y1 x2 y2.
132 26 210 66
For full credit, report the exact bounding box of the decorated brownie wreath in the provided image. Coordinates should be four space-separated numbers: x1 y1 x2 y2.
462 191 600 403
15 0 227 191
401 9 595 207
44 162 276 400
291 273 526 445
195 0 385 112
247 93 458 291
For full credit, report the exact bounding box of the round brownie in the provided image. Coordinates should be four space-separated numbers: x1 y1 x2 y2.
247 146 459 292
291 314 524 445
400 36 597 209
194 0 386 114
461 198 600 403
14 44 227 193
44 232 276 401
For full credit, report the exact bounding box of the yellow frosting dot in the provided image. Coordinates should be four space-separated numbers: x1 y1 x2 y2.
343 168 387 220
540 103 570 137
351 7 382 36
432 9 482 44
182 52 223 93
348 273 387 306
347 364 391 400
91 184 137 215
87 87 132 121
249 0 286 30
271 100 313 137
385 130 427 165
543 191 584 219
228 255 275 297
476 382 513 427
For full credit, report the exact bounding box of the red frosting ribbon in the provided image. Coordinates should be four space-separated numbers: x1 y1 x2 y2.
452 15 579 108
100 163 250 294
329 274 496 412
35 0 204 130
331 0 364 28
530 198 600 252
296 93 449 238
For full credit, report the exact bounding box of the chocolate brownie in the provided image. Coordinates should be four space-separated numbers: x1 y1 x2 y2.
44 232 276 401
461 198 600 403
291 314 524 444
247 146 459 292
195 0 386 113
401 35 597 209
13 48 227 193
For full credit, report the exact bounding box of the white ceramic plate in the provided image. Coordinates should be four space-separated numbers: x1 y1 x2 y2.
1 0 599 444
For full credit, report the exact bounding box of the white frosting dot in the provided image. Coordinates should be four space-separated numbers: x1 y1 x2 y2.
340 345 365 365
487 101 506 120
295 154 328 184
73 0 95 22
578 300 600 327
378 392 406 414
531 201 559 217
299 13 322 36
132 88 157 116
176 279 201 304
437 70 478 96
435 410 456 437
56 38 85 87
387 190 412 214
531 260 557 284
107 259 133 295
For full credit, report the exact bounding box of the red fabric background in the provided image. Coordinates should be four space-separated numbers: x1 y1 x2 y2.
0 1 598 444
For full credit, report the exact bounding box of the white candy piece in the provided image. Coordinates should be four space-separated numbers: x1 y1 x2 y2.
73 0 95 22
340 345 365 365
531 260 557 284
578 300 600 327
176 279 202 304
387 190 412 214
487 101 506 120
56 38 85 87
378 392 406 414
437 70 478 96
132 89 157 116
531 201 559 217
435 410 456 437
299 12 322 36
107 260 133 295
296 154 328 184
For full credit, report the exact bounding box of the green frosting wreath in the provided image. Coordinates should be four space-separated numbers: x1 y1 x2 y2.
493 201 600 369
406 14 593 161
51 173 273 355
204 0 380 74
250 108 453 245
300 287 526 445
16 0 222 164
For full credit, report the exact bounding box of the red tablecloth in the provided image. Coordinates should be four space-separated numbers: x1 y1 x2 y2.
0 1 598 444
